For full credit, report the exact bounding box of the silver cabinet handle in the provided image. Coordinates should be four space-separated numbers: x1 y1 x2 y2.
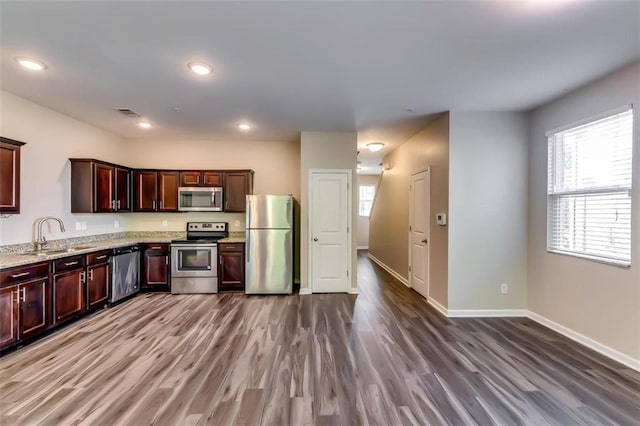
88 269 94 281
65 261 79 266
150 246 162 250
117 200 121 210
80 271 86 283
10 272 29 278
152 200 156 210
165 256 168 265
14 290 19 304
96 255 107 260
160 201 164 210
20 287 26 302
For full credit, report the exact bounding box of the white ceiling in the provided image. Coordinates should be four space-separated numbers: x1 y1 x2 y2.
1 1 639 175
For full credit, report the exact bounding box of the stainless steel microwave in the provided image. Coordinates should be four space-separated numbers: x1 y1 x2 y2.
178 187 223 211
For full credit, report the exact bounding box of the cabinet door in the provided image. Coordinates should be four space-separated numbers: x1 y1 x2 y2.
20 279 48 340
179 171 202 187
53 269 85 325
219 251 245 290
94 163 116 212
134 171 158 211
158 171 179 211
87 263 109 310
224 172 251 212
143 252 169 290
115 168 131 212
0 139 23 214
0 285 19 349
203 172 222 187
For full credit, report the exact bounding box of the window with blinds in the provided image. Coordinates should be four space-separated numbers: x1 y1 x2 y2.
359 185 375 217
547 106 633 266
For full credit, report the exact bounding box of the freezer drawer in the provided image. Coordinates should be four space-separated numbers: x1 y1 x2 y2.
245 229 292 294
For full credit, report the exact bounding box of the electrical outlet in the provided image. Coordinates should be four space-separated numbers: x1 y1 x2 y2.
162 220 168 228
501 283 509 294
82 221 87 230
234 220 241 228
114 220 120 229
75 221 82 231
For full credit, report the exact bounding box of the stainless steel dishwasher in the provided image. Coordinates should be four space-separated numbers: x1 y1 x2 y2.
110 245 140 303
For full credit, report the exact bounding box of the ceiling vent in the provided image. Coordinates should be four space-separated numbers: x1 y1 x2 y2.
114 108 141 118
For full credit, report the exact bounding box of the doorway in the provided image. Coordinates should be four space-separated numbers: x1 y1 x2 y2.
409 168 430 299
309 169 352 293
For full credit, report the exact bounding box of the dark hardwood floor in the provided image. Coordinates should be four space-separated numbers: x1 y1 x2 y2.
1 251 638 425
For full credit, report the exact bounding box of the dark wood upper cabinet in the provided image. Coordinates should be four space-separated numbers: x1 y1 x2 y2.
134 171 179 212
224 171 254 212
0 137 26 214
180 171 223 187
203 172 223 186
179 171 201 187
158 171 179 211
134 170 158 212
70 159 131 213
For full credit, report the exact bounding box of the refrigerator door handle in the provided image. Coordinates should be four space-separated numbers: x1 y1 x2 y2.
246 231 250 264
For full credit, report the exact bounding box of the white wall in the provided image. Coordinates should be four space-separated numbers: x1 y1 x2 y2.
356 175 378 249
0 91 127 245
447 111 529 311
300 132 357 290
528 62 640 360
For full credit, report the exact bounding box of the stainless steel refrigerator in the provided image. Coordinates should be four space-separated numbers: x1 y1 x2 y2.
245 195 293 294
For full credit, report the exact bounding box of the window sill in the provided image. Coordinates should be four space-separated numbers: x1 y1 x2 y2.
547 249 631 268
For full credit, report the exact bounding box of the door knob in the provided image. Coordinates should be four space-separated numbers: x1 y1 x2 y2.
313 237 318 242
421 239 428 243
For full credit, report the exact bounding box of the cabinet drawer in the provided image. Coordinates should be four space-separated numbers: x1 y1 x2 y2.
53 255 86 273
87 250 111 266
141 243 169 253
219 242 244 252
0 262 49 287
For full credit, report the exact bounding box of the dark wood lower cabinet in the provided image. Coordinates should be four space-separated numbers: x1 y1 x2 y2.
219 243 245 291
0 285 19 348
87 263 109 311
53 269 85 325
142 244 170 291
20 279 49 340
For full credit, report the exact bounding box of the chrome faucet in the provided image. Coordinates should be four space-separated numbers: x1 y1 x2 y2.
34 217 66 251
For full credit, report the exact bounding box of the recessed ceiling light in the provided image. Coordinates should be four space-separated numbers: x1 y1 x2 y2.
367 142 385 152
357 166 365 171
238 123 252 131
188 62 213 75
14 57 47 71
137 122 152 129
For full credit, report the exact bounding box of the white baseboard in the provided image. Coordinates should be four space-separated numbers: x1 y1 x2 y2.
348 287 359 295
357 245 369 250
527 311 640 372
367 253 409 287
448 309 528 318
427 297 448 317
298 288 312 295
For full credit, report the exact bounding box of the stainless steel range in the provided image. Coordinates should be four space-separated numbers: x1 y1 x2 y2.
170 222 228 294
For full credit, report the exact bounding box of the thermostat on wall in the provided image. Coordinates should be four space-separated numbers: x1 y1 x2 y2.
436 213 447 226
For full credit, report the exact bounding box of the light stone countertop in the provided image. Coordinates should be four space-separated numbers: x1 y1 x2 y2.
0 231 245 270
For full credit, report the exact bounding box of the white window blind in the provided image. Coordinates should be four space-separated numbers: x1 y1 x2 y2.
547 107 633 266
359 185 375 217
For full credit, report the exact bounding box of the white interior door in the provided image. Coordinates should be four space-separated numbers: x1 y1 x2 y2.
409 169 430 298
310 171 350 293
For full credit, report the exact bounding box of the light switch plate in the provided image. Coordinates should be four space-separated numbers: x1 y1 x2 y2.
162 220 168 227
